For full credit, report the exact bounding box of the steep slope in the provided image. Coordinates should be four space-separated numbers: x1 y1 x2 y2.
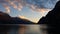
38 1 60 34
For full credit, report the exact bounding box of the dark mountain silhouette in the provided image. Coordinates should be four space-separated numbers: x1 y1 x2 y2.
0 11 34 24
38 1 60 34
38 1 60 24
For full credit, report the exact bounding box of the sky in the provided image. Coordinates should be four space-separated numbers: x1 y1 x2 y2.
0 0 59 23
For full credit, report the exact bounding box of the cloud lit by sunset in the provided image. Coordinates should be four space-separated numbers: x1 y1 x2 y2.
3 4 10 13
18 15 28 19
0 0 59 23
0 0 59 12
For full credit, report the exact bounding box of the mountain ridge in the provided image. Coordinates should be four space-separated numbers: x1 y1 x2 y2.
0 11 34 24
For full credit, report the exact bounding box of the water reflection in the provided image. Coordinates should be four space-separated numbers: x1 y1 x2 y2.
0 24 47 34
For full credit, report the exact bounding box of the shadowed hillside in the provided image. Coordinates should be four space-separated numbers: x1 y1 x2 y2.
38 1 60 24
38 1 60 34
0 11 34 24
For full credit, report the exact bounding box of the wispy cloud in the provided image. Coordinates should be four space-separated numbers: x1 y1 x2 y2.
5 0 18 9
18 15 28 19
18 3 23 11
0 0 59 13
18 15 39 23
3 4 10 13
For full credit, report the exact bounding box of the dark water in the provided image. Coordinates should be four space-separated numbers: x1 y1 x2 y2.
0 24 47 34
